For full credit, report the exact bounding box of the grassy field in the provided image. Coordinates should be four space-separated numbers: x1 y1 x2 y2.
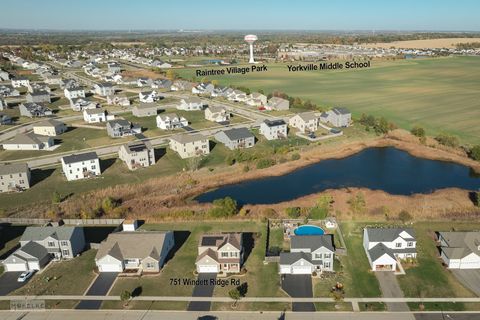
177 56 480 144
12 249 97 296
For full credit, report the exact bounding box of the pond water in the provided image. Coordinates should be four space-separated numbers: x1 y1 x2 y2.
196 147 480 205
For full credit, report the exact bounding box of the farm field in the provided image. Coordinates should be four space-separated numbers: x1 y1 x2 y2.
177 56 480 144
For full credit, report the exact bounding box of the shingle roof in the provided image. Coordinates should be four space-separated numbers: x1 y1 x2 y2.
219 128 254 141
0 163 29 176
18 241 50 261
20 226 79 242
95 231 172 262
366 228 415 242
439 231 480 259
291 235 334 252
279 251 313 265
34 119 65 128
368 243 396 262
170 133 207 144
332 107 351 115
3 132 50 145
295 112 318 122
263 119 286 127
61 152 98 165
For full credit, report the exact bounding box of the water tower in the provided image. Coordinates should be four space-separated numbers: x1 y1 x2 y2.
244 34 258 64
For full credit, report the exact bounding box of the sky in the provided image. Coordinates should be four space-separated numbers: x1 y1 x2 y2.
1 0 480 31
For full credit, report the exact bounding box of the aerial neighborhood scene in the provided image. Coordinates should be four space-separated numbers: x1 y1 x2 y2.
1 1 480 320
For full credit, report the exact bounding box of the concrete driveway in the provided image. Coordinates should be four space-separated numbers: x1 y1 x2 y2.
452 269 480 296
0 272 29 295
187 273 217 311
76 272 118 310
375 271 409 312
281 274 315 312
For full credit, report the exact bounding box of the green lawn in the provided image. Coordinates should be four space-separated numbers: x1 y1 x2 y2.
0 152 182 211
108 220 276 302
12 249 97 295
177 56 480 144
397 221 480 298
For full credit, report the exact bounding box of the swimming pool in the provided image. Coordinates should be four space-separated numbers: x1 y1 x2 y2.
294 225 325 236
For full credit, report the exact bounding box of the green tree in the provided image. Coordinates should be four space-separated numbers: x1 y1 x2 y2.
228 287 241 307
120 290 131 305
435 134 459 148
411 126 425 138
209 197 238 218
398 210 413 223
52 191 62 204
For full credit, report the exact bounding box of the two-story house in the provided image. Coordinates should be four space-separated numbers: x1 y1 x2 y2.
61 152 101 181
2 226 86 272
106 120 141 138
64 86 86 100
0 163 31 193
204 106 230 123
279 235 334 274
94 82 115 97
139 90 159 103
83 108 114 123
118 141 155 170
156 113 188 130
437 231 480 269
363 227 417 271
259 119 288 140
214 128 255 150
320 107 351 128
289 112 319 133
195 233 243 274
169 133 210 159
177 97 204 111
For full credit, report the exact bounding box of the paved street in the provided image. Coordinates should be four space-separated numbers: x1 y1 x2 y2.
281 274 315 312
2 310 480 320
375 271 410 312
76 272 118 310
187 273 217 311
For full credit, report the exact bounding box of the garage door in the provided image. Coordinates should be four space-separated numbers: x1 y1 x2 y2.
99 263 122 272
5 262 27 272
292 266 312 274
198 265 219 273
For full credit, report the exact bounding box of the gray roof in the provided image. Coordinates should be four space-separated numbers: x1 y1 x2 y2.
0 163 29 176
123 141 152 154
439 231 480 259
295 112 318 122
368 243 396 262
366 228 415 242
4 132 51 145
95 231 172 261
291 234 334 252
84 108 106 115
219 127 254 141
34 119 65 128
20 226 80 242
107 119 131 128
332 107 351 115
263 119 286 127
279 251 312 265
62 152 98 165
170 133 207 144
18 241 50 261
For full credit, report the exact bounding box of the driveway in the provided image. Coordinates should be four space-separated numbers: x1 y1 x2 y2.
76 272 118 310
281 274 315 312
0 272 29 295
187 273 217 311
452 269 480 296
375 271 410 312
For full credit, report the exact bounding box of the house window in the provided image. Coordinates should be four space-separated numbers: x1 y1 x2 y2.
62 249 69 256
61 241 68 246
395 243 402 248
230 252 238 257
145 262 155 269
324 253 331 259
314 253 322 259
407 242 413 247
221 252 229 258
47 241 55 247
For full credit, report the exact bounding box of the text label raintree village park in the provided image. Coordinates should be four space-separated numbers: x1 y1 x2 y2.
195 61 370 77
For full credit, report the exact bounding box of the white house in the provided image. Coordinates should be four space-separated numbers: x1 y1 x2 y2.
265 97 289 111
83 108 114 123
438 232 480 269
320 107 351 127
61 152 101 181
279 235 334 274
71 98 99 112
246 92 268 107
259 119 287 140
156 113 188 130
289 112 319 133
93 82 115 97
139 90 159 103
11 77 30 88
33 119 67 136
64 86 86 100
118 141 155 171
204 106 230 123
192 83 214 95
363 228 417 271
177 97 204 111
2 133 54 151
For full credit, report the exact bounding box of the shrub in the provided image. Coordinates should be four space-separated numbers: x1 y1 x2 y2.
52 191 62 204
435 134 459 148
348 193 366 214
398 210 413 223
291 153 301 161
208 197 238 218
242 165 250 172
256 158 275 169
286 207 301 218
411 126 425 137
469 145 480 161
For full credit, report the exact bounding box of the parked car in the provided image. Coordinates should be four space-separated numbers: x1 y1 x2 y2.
308 132 316 139
17 270 35 282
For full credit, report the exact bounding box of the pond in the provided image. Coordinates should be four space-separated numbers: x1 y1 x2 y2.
196 147 480 205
